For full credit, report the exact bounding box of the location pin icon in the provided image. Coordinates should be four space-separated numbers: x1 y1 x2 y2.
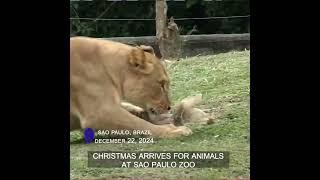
84 128 95 144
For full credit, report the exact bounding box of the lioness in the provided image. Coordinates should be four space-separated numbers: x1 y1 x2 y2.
70 37 192 138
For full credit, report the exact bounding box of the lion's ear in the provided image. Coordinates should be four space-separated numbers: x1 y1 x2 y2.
138 45 155 56
129 48 154 74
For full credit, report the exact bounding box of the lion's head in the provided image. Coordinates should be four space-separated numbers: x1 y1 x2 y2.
123 46 171 115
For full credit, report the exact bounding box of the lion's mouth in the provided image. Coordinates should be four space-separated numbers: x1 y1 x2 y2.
147 107 173 122
149 108 158 115
150 108 155 113
148 107 171 115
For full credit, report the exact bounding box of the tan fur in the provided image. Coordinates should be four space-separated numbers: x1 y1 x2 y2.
122 94 212 126
120 102 144 114
121 101 173 125
173 94 210 126
70 37 192 138
137 45 155 56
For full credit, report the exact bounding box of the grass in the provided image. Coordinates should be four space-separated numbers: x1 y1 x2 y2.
70 50 250 180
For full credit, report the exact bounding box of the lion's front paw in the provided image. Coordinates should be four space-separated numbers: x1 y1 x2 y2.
157 125 192 138
130 106 144 114
121 102 144 114
170 126 193 137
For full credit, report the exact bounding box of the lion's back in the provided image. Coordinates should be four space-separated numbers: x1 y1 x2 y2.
70 36 133 56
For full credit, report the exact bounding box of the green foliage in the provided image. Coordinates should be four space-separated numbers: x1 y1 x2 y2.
186 0 200 8
70 0 249 37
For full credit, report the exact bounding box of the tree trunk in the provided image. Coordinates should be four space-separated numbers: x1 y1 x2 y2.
155 0 181 60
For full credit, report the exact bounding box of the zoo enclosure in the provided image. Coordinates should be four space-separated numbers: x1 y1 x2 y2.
70 0 250 57
101 33 250 58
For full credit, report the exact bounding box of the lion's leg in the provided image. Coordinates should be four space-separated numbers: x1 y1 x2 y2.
80 106 192 138
120 102 174 125
150 118 174 125
70 113 81 131
120 102 144 114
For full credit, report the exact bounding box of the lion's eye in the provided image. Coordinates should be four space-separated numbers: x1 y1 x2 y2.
158 80 167 91
159 82 165 90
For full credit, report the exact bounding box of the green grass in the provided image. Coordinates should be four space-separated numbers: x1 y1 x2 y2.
70 51 250 180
